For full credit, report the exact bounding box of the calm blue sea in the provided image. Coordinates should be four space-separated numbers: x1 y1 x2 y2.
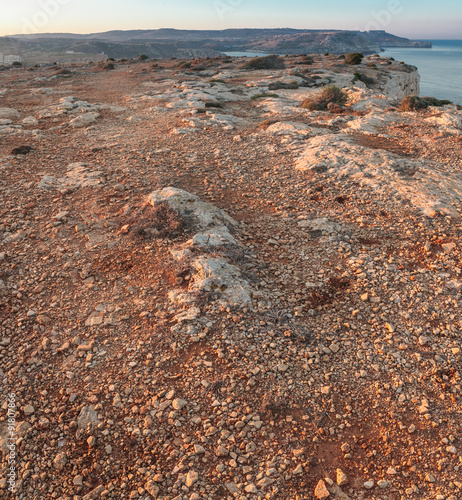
381 40 462 105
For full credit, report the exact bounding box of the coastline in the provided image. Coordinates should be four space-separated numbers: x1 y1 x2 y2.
381 40 462 104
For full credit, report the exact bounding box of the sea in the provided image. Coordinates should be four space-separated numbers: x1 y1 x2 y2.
380 40 462 105
225 40 462 105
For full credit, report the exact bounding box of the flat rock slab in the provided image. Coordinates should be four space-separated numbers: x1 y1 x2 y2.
0 107 20 119
38 162 105 193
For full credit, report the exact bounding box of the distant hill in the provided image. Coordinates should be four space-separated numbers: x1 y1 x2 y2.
1 29 431 63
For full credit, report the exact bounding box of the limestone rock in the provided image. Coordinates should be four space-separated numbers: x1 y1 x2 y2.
189 256 252 305
147 187 238 230
77 406 99 429
69 112 100 128
0 108 20 119
38 163 105 193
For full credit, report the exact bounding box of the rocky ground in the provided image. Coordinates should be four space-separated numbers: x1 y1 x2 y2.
0 55 462 500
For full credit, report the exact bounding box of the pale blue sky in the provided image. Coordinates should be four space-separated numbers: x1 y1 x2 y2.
2 0 461 38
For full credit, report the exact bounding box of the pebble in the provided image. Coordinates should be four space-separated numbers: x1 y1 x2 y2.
186 470 199 487
53 452 67 470
293 464 304 475
315 479 330 499
23 404 34 416
172 398 187 410
74 475 83 486
337 469 348 486
145 481 160 497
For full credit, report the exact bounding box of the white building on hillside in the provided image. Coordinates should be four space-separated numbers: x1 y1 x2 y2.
4 55 22 63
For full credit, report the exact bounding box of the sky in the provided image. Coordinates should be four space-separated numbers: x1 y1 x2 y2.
1 0 461 39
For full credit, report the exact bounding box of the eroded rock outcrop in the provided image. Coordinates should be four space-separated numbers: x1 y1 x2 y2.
296 133 462 218
148 187 252 316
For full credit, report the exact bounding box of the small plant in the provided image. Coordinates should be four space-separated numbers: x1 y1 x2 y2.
344 52 364 65
399 95 453 111
103 62 115 70
352 72 375 86
260 392 289 418
11 61 22 67
243 54 285 70
179 61 192 69
204 101 223 108
127 202 186 241
324 52 329 56
138 54 149 61
268 81 299 90
300 85 347 111
251 93 279 100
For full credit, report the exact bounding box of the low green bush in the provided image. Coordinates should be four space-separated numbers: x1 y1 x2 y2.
352 72 375 86
251 93 280 100
400 95 452 111
204 101 223 108
344 53 364 65
243 55 285 70
268 81 299 90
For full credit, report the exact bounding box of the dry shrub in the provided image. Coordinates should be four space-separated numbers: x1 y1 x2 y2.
243 54 285 70
307 276 350 308
344 52 364 65
400 95 452 111
268 81 299 90
127 202 186 241
301 85 347 111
